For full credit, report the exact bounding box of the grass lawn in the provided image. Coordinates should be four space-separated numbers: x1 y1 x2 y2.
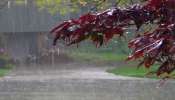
0 64 13 77
107 64 163 79
0 68 11 77
68 50 168 79
69 51 127 62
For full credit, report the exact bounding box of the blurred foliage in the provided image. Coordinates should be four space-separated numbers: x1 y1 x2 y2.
14 0 144 15
0 35 14 69
0 51 14 69
15 0 26 4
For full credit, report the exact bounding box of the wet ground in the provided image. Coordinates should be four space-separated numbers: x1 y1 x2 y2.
0 62 175 100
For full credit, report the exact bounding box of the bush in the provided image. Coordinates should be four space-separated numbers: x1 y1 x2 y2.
0 48 13 69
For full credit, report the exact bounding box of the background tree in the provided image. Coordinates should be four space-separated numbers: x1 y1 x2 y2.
13 0 144 14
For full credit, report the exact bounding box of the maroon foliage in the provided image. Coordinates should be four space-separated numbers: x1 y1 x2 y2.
51 0 175 78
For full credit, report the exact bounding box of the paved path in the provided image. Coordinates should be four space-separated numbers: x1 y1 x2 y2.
4 62 135 80
0 62 175 100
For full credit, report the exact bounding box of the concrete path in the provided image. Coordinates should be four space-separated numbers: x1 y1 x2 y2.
0 62 175 100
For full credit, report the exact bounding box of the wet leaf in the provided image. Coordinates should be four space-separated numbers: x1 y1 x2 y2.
51 0 175 78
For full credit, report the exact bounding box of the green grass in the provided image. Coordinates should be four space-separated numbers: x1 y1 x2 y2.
69 51 127 62
107 64 161 79
0 64 13 77
0 68 11 77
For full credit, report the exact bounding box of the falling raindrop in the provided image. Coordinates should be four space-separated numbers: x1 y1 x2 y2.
24 0 28 5
51 46 55 67
7 1 11 9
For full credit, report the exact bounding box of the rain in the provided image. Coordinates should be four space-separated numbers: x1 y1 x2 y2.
0 0 174 100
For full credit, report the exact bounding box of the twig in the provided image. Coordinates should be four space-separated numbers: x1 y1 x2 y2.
89 0 106 12
114 0 122 6
130 0 134 4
